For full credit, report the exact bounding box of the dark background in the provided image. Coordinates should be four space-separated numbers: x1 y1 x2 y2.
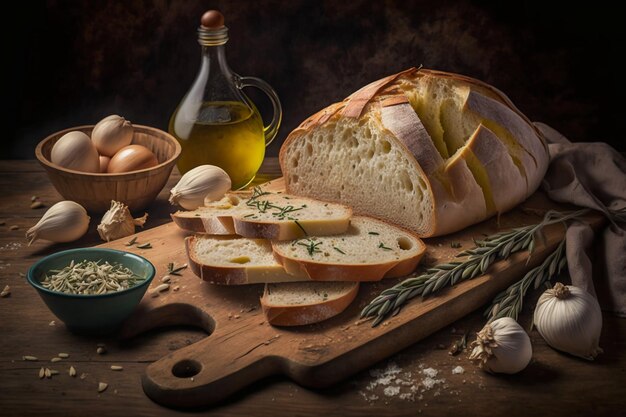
6 0 624 160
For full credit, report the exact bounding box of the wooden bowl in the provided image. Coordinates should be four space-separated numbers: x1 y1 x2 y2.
35 125 181 213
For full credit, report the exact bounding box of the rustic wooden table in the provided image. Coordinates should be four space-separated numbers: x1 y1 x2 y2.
0 159 624 417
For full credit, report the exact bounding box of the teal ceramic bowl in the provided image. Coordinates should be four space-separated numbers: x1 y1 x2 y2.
27 248 155 334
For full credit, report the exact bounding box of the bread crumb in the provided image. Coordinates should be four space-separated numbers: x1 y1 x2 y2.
452 366 465 375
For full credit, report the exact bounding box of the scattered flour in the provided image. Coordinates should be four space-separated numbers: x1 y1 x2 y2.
359 361 451 404
383 386 401 397
0 242 22 251
422 367 438 378
452 366 465 375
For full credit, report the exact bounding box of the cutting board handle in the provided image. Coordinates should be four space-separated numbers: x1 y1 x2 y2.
142 328 280 408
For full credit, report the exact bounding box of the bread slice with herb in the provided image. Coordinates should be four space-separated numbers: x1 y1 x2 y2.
185 234 308 285
261 281 359 326
172 189 352 241
271 216 426 281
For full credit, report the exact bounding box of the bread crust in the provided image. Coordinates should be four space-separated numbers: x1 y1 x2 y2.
260 282 359 326
173 194 352 240
185 235 308 285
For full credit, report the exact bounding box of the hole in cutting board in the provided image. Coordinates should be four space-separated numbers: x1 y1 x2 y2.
172 359 202 378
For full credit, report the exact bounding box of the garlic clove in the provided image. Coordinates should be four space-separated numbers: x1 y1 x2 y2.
97 200 148 242
169 165 232 210
26 201 90 245
92 115 134 157
469 317 532 374
533 282 603 360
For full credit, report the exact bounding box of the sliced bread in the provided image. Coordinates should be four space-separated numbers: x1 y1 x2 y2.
261 281 359 326
172 189 352 240
271 216 426 281
185 235 308 285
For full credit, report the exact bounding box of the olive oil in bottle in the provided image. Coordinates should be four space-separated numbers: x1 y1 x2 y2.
170 10 282 190
170 101 265 189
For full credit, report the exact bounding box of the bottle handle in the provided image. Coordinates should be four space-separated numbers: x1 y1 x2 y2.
236 76 283 147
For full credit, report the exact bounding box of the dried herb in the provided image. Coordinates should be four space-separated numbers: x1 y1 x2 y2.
368 231 380 236
136 242 152 249
293 220 308 236
42 260 144 295
450 242 462 248
167 263 188 276
297 239 322 256
378 242 392 251
333 246 346 255
448 332 468 356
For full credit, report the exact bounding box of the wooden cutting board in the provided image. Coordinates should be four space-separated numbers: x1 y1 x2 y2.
99 179 603 409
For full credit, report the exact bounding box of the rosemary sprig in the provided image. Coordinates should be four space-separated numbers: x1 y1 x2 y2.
378 242 393 250
361 208 590 326
485 239 566 322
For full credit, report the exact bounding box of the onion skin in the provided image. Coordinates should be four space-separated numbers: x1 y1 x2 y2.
99 156 111 173
107 145 158 173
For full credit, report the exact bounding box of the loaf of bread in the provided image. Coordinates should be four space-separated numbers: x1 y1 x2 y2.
280 68 549 237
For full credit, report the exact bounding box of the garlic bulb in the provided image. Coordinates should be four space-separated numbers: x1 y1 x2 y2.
533 282 603 360
97 200 148 242
51 131 100 172
169 165 231 210
26 201 90 245
91 115 134 157
469 317 532 374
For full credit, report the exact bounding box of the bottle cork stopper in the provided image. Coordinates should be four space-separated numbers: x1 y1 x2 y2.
201 10 225 29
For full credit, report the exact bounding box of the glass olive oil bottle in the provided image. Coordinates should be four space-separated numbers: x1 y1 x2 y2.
169 10 282 190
